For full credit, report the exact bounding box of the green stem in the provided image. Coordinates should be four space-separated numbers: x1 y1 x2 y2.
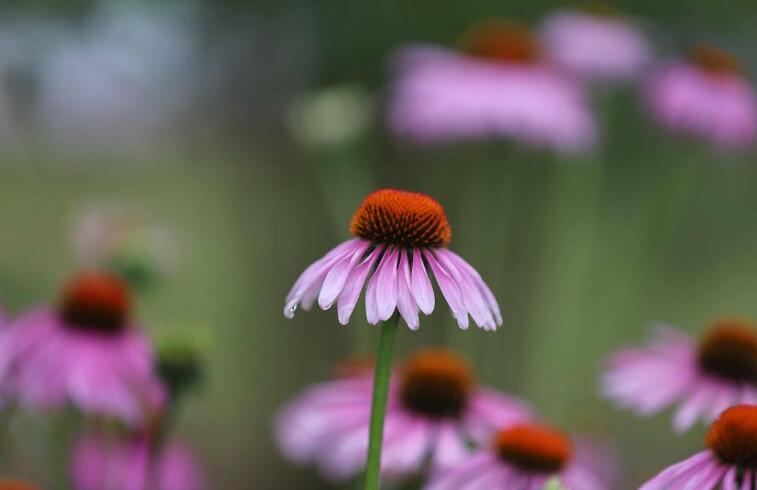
363 315 399 490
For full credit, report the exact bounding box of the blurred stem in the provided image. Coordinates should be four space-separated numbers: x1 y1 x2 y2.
524 161 602 420
363 315 399 490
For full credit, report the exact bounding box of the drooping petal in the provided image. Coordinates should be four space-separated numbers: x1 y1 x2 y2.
337 246 383 325
374 247 400 321
435 250 495 330
396 250 420 329
411 248 435 315
445 250 502 326
284 239 367 318
423 250 468 329
319 241 371 310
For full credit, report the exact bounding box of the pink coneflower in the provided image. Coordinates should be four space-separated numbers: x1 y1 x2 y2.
284 189 504 490
0 271 164 424
276 348 532 481
284 188 501 331
603 318 757 432
640 404 757 489
387 20 597 152
72 431 204 490
644 45 757 151
426 422 606 490
540 7 651 83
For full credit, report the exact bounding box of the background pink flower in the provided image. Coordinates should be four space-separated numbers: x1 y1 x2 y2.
72 432 205 490
541 9 651 83
644 47 757 151
426 423 608 490
275 348 532 481
386 21 597 152
0 272 164 424
603 320 757 432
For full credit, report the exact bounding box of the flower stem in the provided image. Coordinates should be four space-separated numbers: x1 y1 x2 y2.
363 315 399 490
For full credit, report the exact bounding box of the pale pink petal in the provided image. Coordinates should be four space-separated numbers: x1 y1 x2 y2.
396 250 420 329
318 241 370 309
435 249 495 330
411 248 435 315
444 250 502 326
375 247 400 321
337 246 383 325
423 249 468 329
284 239 366 318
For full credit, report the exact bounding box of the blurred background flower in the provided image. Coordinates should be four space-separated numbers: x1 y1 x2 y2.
540 7 651 84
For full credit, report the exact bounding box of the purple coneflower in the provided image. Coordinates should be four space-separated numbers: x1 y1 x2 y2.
276 348 531 481
540 7 650 83
602 318 757 432
387 20 597 153
640 404 757 489
284 188 501 331
426 422 607 490
0 271 164 424
284 188 504 490
644 45 757 151
72 431 204 490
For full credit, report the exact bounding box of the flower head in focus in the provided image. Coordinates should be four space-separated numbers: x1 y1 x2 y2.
275 348 531 481
284 189 502 330
425 422 608 490
0 270 164 424
603 318 757 432
640 404 757 489
387 20 597 153
540 6 651 83
643 45 757 151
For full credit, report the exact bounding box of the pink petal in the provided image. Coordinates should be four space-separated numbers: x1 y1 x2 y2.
319 241 370 310
411 248 435 315
396 250 420 329
435 250 495 330
423 250 468 329
337 246 383 325
374 247 400 321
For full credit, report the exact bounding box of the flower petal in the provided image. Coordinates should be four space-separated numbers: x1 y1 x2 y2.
319 241 370 310
445 250 502 326
396 250 420 329
435 250 495 330
375 247 400 321
337 246 383 325
423 249 468 329
411 248 435 315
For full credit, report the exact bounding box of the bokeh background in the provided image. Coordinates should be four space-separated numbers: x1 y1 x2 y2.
1 0 757 488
